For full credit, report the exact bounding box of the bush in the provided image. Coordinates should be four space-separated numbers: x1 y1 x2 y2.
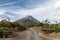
0 28 13 38
3 30 13 38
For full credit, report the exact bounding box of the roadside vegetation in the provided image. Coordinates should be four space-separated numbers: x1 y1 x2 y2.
0 20 26 38
41 19 60 33
0 19 60 38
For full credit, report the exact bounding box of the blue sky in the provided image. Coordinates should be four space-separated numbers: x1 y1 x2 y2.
0 0 60 23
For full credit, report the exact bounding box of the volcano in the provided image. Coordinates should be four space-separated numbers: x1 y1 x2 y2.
16 15 40 23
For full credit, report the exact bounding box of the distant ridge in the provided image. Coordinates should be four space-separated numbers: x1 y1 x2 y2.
16 15 40 23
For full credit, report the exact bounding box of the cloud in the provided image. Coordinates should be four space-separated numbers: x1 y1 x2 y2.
5 14 14 18
53 0 60 8
0 10 5 15
8 0 60 22
0 0 60 23
0 0 20 7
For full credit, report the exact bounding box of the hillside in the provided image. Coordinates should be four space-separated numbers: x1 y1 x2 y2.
16 15 40 23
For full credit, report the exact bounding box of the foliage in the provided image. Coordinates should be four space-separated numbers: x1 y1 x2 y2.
41 19 60 33
0 19 60 37
0 20 27 38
